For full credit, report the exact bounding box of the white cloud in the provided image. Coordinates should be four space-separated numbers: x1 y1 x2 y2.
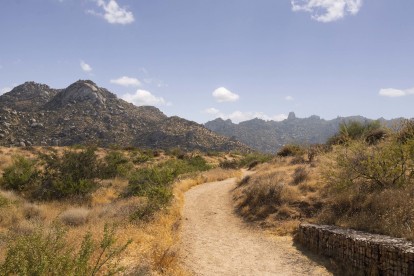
90 0 134 25
110 76 141 87
0 87 12 95
212 87 240 103
205 107 221 116
291 0 363 22
285 96 294 101
204 108 287 123
80 60 92 72
379 87 414 98
122 89 171 106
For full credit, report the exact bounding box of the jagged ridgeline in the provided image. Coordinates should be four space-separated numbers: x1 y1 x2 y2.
0 80 250 152
205 112 406 153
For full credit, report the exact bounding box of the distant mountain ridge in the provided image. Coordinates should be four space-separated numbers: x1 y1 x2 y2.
205 112 405 153
0 80 250 152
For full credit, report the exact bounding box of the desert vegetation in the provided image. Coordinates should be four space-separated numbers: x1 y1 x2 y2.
234 120 414 240
0 146 242 275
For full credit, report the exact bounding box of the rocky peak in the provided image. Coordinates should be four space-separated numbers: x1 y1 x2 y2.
47 80 109 108
287 112 296 120
7 81 56 98
0 80 251 152
0 81 59 111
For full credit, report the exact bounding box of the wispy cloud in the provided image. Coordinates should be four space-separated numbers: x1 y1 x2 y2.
80 60 92 72
122 90 171 106
212 87 240 103
88 0 134 25
110 76 141 87
291 0 363 22
285 96 294 101
379 87 414 98
204 108 287 123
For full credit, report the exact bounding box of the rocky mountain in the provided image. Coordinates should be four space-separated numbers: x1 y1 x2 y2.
205 112 405 153
0 80 250 152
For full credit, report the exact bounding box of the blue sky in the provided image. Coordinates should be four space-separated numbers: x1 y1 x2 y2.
0 0 413 123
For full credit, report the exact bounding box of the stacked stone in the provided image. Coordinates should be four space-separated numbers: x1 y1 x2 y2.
296 223 414 275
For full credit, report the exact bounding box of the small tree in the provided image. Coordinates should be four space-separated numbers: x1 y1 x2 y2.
1 155 38 192
37 147 99 200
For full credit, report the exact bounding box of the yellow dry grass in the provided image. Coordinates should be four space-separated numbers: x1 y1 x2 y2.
0 146 242 274
233 156 326 236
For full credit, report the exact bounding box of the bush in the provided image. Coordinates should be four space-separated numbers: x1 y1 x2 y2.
307 144 332 163
0 194 9 208
239 153 273 168
397 119 414 143
365 128 387 145
219 159 239 170
167 147 185 159
291 167 309 185
36 147 99 200
60 207 90 226
132 153 151 164
0 155 38 192
23 203 45 221
327 140 414 191
277 144 304 157
327 120 384 145
0 225 131 275
127 156 210 220
100 151 133 179
234 171 287 220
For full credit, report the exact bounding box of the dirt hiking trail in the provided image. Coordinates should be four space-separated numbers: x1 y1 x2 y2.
179 175 332 276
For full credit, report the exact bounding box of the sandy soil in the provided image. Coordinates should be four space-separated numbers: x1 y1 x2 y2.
179 176 332 276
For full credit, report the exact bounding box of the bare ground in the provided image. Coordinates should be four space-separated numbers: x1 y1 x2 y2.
179 176 332 276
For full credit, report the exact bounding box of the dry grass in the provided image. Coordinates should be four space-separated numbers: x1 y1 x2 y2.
0 146 243 274
59 207 90 226
233 157 325 235
22 203 45 221
234 137 414 242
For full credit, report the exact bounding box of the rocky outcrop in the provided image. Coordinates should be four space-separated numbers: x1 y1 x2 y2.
0 80 250 152
296 223 414 275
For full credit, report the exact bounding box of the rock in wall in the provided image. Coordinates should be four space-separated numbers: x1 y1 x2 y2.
296 223 414 275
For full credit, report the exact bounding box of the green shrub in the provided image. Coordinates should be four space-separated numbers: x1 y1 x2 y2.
328 120 384 145
219 160 240 170
127 168 174 220
0 155 39 192
127 156 210 220
166 147 185 159
100 151 133 179
130 186 173 221
277 144 304 157
37 147 99 200
132 153 151 164
327 140 414 191
319 134 414 238
0 224 131 276
183 156 211 172
239 153 273 168
0 194 9 208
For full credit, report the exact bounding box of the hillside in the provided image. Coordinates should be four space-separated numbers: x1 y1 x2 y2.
0 80 250 152
205 112 404 153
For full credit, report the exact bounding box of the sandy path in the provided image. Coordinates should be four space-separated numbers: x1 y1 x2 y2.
179 176 332 276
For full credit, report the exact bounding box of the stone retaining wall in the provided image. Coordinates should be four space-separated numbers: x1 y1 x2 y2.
296 223 414 275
